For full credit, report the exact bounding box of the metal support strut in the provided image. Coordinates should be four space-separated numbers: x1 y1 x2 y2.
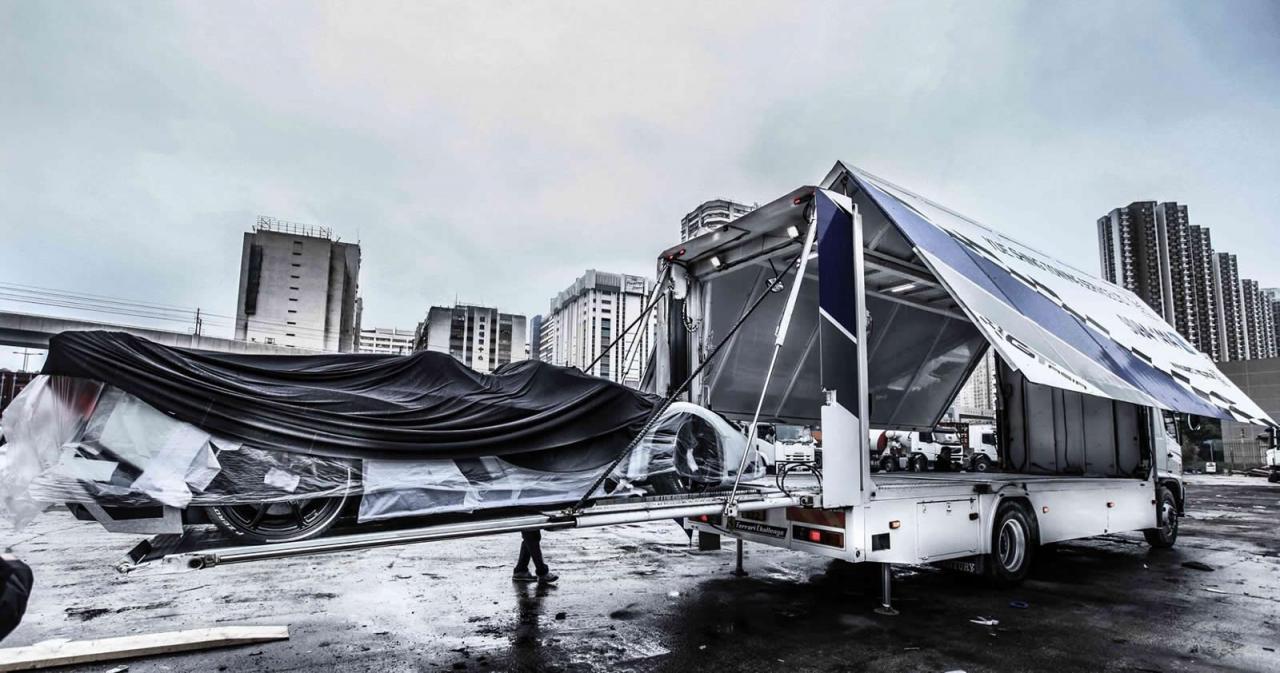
723 215 819 519
732 538 748 577
874 563 898 616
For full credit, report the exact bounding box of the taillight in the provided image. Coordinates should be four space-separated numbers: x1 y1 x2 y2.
793 525 844 548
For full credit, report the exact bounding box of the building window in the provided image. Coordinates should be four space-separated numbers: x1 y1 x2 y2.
288 297 298 302
285 333 296 337
291 263 301 268
288 309 297 314
289 286 300 290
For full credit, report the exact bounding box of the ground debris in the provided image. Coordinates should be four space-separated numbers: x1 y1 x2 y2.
1181 561 1215 572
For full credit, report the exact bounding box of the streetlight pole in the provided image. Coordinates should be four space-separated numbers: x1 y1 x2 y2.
10 349 37 372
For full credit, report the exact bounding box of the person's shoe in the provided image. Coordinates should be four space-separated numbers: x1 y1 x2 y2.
512 570 537 582
536 571 559 584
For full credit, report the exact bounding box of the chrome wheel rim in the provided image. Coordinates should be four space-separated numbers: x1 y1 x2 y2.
998 518 1027 571
1161 500 1177 538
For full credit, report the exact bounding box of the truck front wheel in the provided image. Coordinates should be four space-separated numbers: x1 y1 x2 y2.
972 455 992 473
1143 486 1179 548
986 500 1036 586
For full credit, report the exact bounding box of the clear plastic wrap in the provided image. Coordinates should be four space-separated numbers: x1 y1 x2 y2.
2 376 763 530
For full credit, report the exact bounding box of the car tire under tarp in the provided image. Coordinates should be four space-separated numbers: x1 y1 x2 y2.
207 495 348 544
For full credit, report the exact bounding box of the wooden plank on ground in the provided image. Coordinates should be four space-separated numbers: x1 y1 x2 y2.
0 625 289 671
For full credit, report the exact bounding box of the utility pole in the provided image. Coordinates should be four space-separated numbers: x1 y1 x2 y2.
194 308 203 337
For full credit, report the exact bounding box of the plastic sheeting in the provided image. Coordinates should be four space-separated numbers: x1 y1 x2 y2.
40 331 659 461
1 377 763 529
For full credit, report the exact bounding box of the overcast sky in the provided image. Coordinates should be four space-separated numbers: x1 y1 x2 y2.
2 1 1278 369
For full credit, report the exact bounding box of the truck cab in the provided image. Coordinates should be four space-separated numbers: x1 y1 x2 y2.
964 423 999 473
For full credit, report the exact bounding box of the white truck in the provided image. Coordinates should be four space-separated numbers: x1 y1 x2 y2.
963 423 999 473
121 162 1274 610
871 428 963 472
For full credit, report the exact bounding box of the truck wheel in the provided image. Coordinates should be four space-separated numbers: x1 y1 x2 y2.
879 456 896 473
1269 471 1279 484
909 455 928 472
986 500 1036 587
1143 486 1179 548
972 455 992 473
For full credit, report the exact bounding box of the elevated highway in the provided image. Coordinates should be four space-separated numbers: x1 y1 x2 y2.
0 310 320 355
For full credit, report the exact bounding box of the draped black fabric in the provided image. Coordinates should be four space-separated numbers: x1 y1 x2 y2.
42 331 660 465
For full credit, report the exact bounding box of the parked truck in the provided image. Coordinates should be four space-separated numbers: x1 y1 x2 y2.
871 428 963 472
963 423 999 473
117 161 1274 607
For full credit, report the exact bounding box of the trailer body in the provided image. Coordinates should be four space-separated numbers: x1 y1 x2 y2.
664 162 1270 581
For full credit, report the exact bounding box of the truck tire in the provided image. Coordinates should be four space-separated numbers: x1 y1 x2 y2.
909 454 928 472
986 500 1036 587
879 456 896 473
1269 471 1279 484
972 455 992 473
1143 486 1179 548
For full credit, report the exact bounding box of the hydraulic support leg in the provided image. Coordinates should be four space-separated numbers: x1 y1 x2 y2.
874 563 898 616
732 538 748 577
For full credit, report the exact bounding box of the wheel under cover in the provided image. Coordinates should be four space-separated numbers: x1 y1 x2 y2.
208 494 349 544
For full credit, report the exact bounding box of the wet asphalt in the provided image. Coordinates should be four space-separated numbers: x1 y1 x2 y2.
2 474 1278 672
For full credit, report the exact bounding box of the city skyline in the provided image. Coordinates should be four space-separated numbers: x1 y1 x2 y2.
1098 200 1279 361
3 2 1280 372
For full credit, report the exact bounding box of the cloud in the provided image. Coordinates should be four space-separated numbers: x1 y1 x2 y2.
1 0 1277 361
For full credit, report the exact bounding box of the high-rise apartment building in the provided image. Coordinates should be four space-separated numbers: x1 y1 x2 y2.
414 303 527 374
1267 288 1280 355
542 270 655 388
952 350 997 417
234 216 361 352
1187 225 1219 361
358 326 416 355
680 199 757 241
1241 280 1278 360
1098 202 1227 358
1213 253 1247 362
1153 202 1197 345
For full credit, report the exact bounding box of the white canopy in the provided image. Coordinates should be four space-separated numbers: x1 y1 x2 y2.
824 162 1274 427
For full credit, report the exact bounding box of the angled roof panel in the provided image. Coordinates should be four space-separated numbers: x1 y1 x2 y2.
826 162 1274 426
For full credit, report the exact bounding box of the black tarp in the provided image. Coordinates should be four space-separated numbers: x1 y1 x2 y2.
42 332 659 466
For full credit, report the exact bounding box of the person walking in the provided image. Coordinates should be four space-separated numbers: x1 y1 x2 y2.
512 530 558 583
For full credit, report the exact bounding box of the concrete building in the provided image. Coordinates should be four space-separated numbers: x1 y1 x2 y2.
527 315 543 362
414 303 527 374
358 326 416 355
1187 225 1219 361
680 199 756 241
1241 279 1278 360
1212 253 1247 362
1216 356 1280 469
952 350 997 419
542 270 655 388
1098 202 1249 361
234 216 361 352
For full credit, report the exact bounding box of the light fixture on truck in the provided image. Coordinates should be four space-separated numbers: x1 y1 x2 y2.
786 225 801 239
792 525 844 548
710 256 723 269
888 520 901 530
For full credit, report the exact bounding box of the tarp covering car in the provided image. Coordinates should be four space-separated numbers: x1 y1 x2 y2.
0 333 762 530
40 331 659 462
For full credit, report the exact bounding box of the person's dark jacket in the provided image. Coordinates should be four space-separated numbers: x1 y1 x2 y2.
0 557 33 641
